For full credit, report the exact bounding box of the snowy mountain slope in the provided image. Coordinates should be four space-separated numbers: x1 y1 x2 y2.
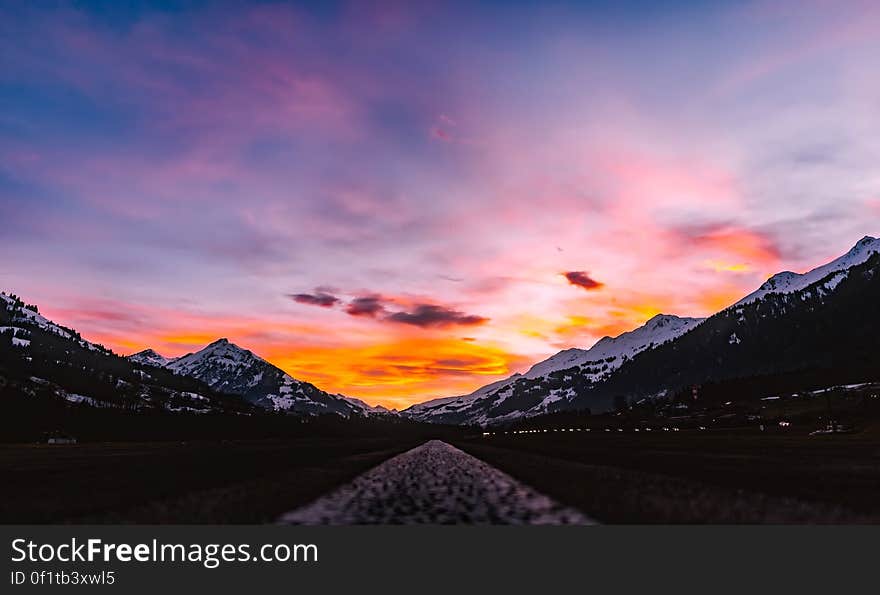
403 314 704 424
733 235 879 307
588 246 880 408
403 374 525 419
523 314 705 380
1 292 109 353
339 396 398 415
130 338 387 416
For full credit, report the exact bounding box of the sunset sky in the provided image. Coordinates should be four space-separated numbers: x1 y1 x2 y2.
2 1 879 408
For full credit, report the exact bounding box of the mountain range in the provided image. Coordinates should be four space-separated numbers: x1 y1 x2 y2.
1 292 253 416
403 235 880 424
2 235 878 426
129 339 385 416
403 313 705 424
0 293 384 418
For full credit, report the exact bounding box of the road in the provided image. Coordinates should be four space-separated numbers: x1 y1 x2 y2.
278 440 593 524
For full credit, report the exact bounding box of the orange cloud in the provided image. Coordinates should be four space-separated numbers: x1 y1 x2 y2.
264 337 529 409
704 260 753 273
701 229 778 263
58 307 523 409
670 225 781 277
553 315 592 338
697 288 746 313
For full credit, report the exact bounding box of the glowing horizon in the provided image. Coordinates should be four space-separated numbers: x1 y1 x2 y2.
2 1 879 409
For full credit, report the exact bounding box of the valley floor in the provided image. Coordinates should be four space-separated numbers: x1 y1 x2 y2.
4 427 880 524
454 427 880 523
0 436 422 523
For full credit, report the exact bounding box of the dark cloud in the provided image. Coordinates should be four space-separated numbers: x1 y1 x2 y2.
563 271 603 291
385 304 488 328
289 290 340 308
346 295 387 317
342 294 488 328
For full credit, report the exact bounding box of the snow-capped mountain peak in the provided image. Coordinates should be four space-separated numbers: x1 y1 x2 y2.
127 337 389 417
734 235 879 307
522 313 705 380
129 348 172 367
165 338 262 378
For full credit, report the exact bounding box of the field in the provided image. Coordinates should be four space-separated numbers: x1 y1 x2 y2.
0 436 424 523
454 424 880 523
4 419 880 524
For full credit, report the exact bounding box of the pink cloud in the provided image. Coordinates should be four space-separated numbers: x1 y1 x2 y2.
430 126 453 141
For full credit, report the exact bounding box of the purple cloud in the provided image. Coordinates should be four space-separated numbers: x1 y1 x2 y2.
385 304 488 328
290 291 340 308
345 295 387 318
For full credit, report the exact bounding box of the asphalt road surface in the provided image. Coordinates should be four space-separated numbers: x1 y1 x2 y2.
278 440 593 525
